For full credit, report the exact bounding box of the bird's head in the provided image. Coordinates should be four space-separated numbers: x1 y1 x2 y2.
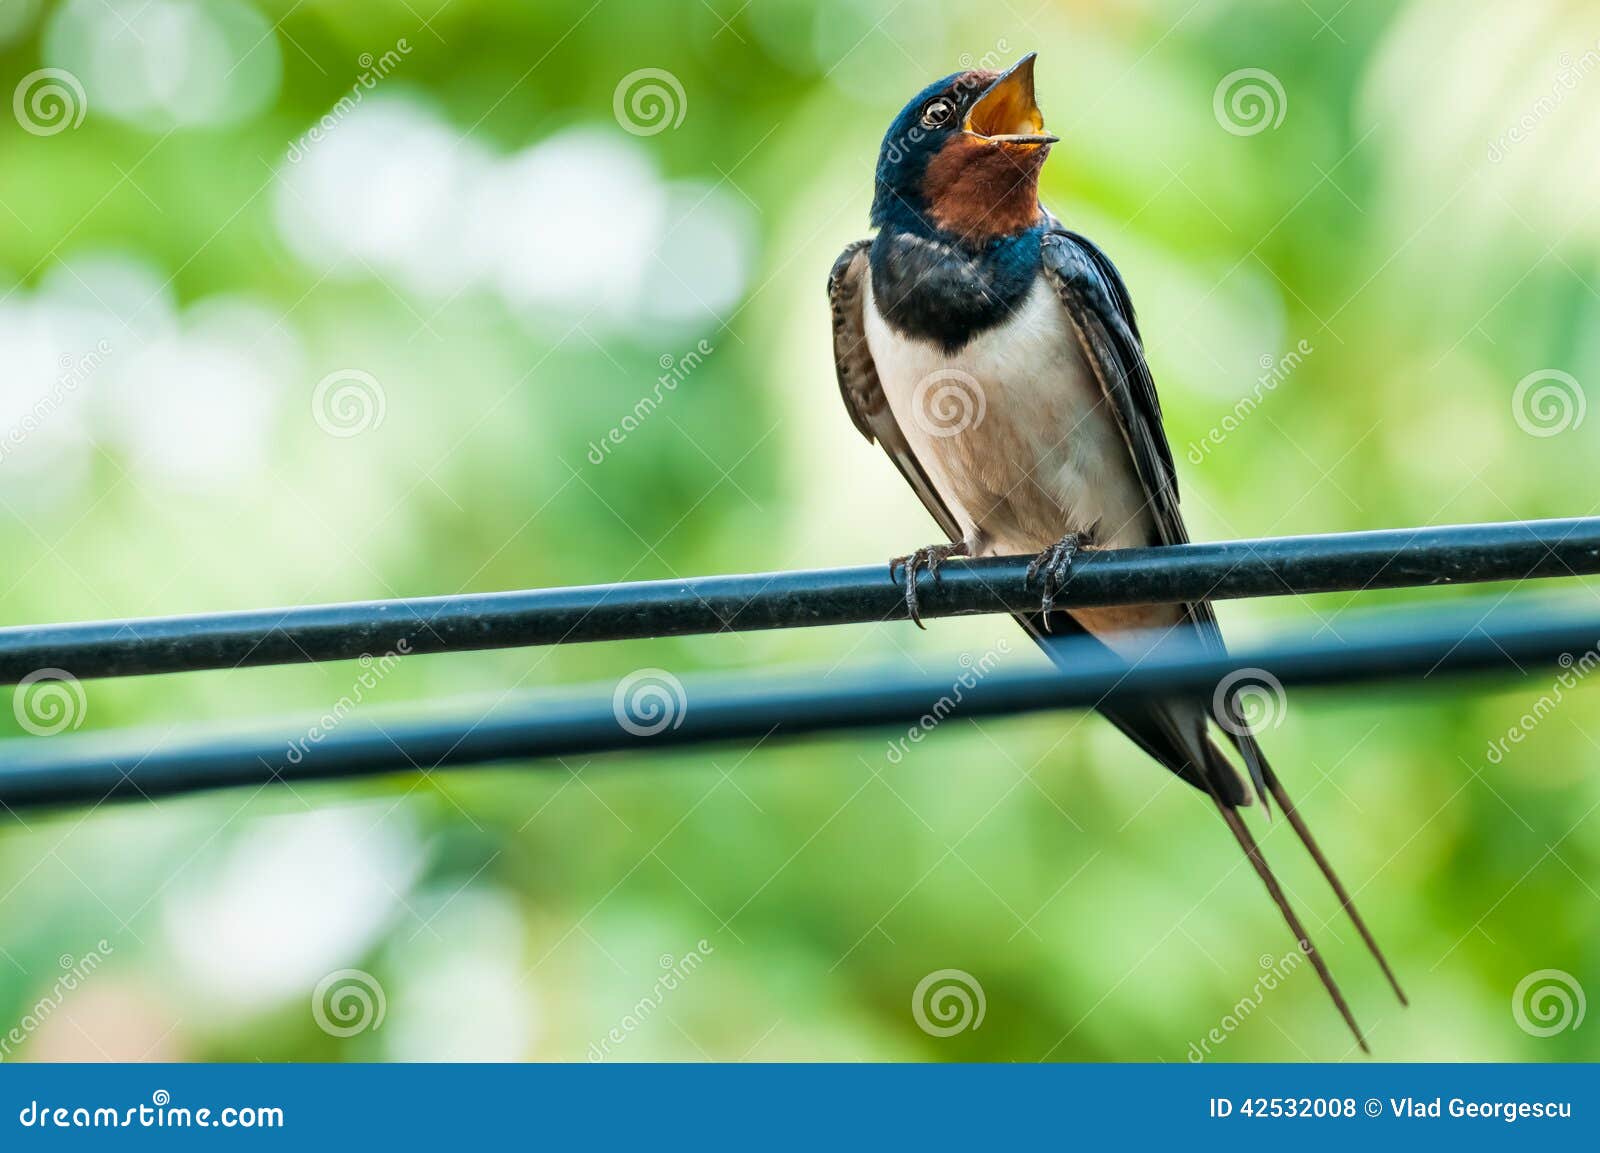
870 53 1056 245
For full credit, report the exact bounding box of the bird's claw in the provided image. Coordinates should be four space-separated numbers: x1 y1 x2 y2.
1026 533 1085 621
890 542 968 629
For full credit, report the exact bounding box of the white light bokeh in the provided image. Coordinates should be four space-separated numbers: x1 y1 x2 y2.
161 805 423 1016
273 95 754 338
106 296 302 486
0 252 306 496
380 886 540 1061
44 0 281 129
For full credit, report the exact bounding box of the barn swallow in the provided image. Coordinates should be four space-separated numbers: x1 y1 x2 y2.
828 53 1404 1050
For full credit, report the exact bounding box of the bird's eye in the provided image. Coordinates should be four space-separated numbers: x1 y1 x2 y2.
920 98 956 129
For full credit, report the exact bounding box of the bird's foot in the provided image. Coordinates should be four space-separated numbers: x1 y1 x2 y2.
890 542 969 629
1026 532 1086 621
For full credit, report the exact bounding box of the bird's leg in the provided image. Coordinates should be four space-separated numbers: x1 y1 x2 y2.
890 541 969 629
1025 531 1087 618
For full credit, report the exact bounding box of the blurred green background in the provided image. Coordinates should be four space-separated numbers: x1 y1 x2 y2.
2 0 1598 1062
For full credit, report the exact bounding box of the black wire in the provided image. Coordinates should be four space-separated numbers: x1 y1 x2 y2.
2 517 1597 684
3 596 1596 811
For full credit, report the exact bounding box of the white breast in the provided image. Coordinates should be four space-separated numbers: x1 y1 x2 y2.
862 276 1157 557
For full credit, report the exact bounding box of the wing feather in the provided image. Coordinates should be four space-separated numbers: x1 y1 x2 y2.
828 239 963 544
1039 228 1269 790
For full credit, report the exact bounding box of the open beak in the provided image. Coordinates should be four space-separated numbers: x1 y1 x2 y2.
964 53 1058 146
